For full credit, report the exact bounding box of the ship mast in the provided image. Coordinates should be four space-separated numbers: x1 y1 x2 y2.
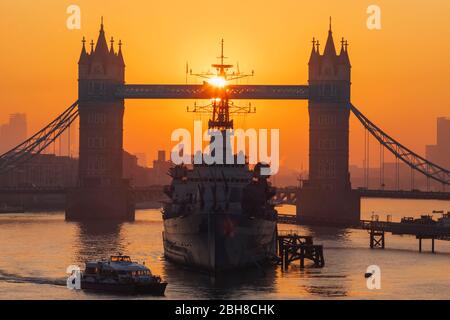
189 40 255 131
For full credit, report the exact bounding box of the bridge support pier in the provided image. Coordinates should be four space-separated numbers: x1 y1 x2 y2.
66 186 134 221
297 188 361 226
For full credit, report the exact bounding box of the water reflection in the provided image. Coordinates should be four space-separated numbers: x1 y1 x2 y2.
74 222 126 264
297 269 349 298
163 261 277 299
303 226 352 242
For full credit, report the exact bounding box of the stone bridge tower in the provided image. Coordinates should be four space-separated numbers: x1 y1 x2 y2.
66 20 134 221
298 22 360 225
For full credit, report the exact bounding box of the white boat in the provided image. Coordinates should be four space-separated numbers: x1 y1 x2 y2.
81 254 167 295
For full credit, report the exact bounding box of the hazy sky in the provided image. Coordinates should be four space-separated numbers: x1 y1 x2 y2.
0 0 449 169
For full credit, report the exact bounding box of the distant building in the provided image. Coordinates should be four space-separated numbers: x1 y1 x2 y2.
0 149 172 188
123 150 172 186
426 117 450 170
0 113 27 154
349 162 443 191
0 154 77 187
134 153 148 167
123 151 152 186
270 166 305 187
151 150 171 185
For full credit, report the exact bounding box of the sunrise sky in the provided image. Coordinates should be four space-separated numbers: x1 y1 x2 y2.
0 0 449 170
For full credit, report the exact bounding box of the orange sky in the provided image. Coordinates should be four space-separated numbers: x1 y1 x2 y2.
0 0 449 170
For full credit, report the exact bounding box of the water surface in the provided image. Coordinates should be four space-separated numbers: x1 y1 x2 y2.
0 199 449 299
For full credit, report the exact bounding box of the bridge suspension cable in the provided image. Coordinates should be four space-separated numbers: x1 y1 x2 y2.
379 142 385 189
351 104 450 186
0 101 79 175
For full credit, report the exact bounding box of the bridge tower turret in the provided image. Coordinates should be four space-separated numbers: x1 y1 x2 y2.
298 20 360 225
66 19 134 221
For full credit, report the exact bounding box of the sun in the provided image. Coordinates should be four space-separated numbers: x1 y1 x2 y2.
207 76 227 88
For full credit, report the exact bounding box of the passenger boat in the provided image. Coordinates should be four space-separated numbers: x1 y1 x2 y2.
81 254 167 295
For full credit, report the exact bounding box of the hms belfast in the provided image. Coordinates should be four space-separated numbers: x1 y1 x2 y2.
162 42 278 271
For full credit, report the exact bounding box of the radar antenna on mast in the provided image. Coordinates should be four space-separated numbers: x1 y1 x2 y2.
187 40 255 130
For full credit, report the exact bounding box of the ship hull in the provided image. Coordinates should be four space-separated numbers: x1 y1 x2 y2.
163 213 277 272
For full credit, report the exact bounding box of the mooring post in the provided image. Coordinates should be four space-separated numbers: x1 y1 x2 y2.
370 229 374 249
319 249 325 267
300 247 305 269
278 236 283 257
432 237 435 253
284 248 289 270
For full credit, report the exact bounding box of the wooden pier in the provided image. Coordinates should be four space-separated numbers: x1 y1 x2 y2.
276 231 325 269
361 220 450 253
277 214 450 253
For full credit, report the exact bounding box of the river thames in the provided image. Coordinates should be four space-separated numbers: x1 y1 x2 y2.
0 199 449 300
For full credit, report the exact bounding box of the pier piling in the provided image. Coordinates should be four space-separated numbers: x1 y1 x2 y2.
369 229 385 249
277 231 324 270
417 236 436 253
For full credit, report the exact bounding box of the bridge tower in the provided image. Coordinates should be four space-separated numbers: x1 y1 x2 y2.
66 20 134 221
297 22 360 225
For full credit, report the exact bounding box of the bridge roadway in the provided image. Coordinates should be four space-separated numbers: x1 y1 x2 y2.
0 186 66 195
356 188 450 201
0 186 166 202
273 187 450 205
116 84 310 100
1 185 449 202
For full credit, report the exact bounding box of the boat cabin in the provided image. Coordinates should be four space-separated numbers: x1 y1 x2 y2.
83 254 153 278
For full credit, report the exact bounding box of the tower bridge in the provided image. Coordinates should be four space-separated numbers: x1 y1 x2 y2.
0 20 449 224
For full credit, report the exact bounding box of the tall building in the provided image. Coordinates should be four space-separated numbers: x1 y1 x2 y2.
0 113 27 154
298 22 360 225
426 117 450 170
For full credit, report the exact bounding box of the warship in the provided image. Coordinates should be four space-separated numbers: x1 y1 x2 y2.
162 41 278 272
